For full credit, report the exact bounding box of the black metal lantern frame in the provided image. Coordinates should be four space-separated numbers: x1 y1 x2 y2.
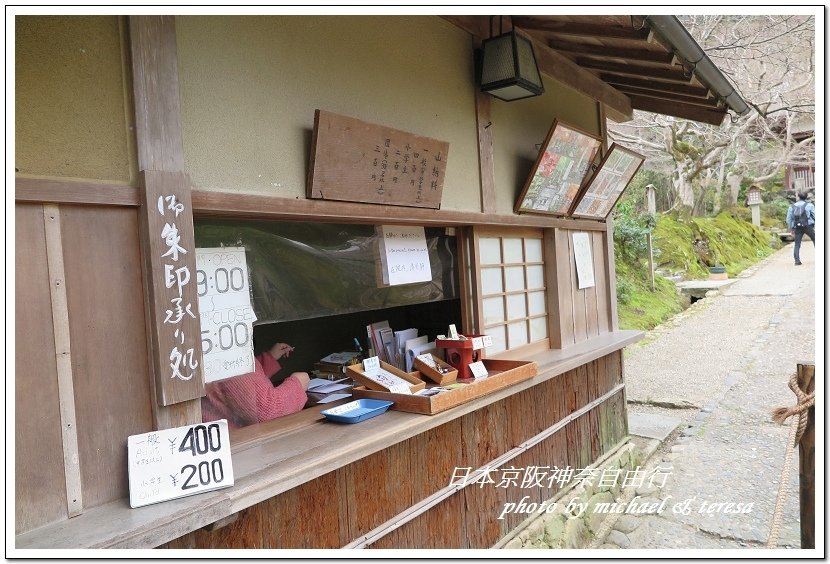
479 16 545 101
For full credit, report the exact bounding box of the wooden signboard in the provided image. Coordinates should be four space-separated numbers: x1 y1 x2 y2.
514 119 602 217
307 110 449 209
139 171 205 406
570 143 645 219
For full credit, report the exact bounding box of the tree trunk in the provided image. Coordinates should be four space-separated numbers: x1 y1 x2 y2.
726 173 742 206
675 175 695 209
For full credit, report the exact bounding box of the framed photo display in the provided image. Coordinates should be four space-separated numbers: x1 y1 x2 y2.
570 143 645 219
514 120 602 216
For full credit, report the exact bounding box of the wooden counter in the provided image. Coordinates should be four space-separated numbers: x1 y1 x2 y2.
16 330 642 550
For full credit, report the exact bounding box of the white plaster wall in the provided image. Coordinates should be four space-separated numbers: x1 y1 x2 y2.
176 16 482 212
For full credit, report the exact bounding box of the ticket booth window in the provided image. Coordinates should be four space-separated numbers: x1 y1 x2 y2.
476 230 548 354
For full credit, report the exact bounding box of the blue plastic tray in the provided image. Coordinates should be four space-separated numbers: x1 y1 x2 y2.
321 399 395 423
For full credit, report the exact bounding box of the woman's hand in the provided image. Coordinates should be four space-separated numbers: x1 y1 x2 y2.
292 371 310 391
270 342 295 360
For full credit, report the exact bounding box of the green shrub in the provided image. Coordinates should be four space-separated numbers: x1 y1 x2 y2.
761 197 791 228
613 212 654 263
616 277 634 305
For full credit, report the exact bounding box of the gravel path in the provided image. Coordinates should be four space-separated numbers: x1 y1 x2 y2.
609 241 818 552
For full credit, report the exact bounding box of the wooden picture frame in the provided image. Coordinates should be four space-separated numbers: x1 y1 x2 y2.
514 119 602 216
569 143 645 219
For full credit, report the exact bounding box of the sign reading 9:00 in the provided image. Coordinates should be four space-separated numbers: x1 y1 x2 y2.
195 248 257 383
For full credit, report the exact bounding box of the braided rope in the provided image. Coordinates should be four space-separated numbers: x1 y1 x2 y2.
767 371 815 547
766 417 798 548
771 373 816 447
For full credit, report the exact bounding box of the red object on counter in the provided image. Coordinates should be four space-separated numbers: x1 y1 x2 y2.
436 334 487 379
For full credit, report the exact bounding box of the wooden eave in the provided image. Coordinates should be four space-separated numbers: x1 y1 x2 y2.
443 15 731 126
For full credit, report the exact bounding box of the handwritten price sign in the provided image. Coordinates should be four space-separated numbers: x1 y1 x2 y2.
127 420 234 508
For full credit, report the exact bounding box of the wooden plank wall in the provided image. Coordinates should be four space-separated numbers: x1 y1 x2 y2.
60 206 156 507
163 350 627 549
15 205 67 533
548 227 613 348
14 203 155 533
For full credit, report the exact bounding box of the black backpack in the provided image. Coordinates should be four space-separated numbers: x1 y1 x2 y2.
792 202 811 228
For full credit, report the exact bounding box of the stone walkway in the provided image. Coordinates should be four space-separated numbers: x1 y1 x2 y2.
604 242 817 551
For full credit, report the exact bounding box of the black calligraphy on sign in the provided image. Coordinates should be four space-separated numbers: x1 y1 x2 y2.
128 421 234 508
308 110 449 209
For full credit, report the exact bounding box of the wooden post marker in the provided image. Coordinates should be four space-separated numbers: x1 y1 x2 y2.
797 362 815 549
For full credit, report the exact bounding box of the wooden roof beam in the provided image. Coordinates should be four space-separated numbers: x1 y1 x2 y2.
548 39 674 65
599 74 712 99
614 85 722 109
576 58 691 83
628 94 726 125
511 17 651 41
522 30 633 122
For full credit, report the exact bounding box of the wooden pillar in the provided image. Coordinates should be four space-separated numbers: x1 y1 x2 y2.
130 15 203 429
473 37 497 215
604 218 619 330
797 362 815 549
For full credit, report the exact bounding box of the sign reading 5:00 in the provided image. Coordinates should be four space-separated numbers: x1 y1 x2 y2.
195 247 257 383
128 420 235 508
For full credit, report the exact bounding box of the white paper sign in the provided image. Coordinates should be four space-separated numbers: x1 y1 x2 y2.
482 335 494 347
359 360 413 394
378 225 432 286
363 356 381 375
128 420 234 508
196 248 256 383
471 337 484 350
572 232 595 289
469 361 489 379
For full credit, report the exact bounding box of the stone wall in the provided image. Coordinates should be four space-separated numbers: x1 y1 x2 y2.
499 441 645 549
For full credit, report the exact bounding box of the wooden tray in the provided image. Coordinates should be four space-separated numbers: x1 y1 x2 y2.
347 361 425 393
413 354 458 385
352 359 536 415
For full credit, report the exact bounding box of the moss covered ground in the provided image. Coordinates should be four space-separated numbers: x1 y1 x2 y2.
616 210 780 331
653 210 778 278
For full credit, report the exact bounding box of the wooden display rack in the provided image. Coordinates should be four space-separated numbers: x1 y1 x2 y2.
352 359 537 415
347 361 426 393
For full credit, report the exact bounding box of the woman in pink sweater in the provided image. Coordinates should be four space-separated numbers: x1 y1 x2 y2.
202 342 310 429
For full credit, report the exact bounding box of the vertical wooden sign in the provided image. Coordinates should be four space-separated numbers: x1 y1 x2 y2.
139 170 205 406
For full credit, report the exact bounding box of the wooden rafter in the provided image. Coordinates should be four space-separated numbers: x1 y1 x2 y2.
613 85 722 110
548 39 674 64
628 94 726 125
599 74 711 98
576 58 690 83
511 17 650 41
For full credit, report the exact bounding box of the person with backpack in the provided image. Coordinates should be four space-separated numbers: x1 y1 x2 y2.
786 191 815 266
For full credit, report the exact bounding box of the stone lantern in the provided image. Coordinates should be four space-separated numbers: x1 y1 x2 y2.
746 185 762 227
